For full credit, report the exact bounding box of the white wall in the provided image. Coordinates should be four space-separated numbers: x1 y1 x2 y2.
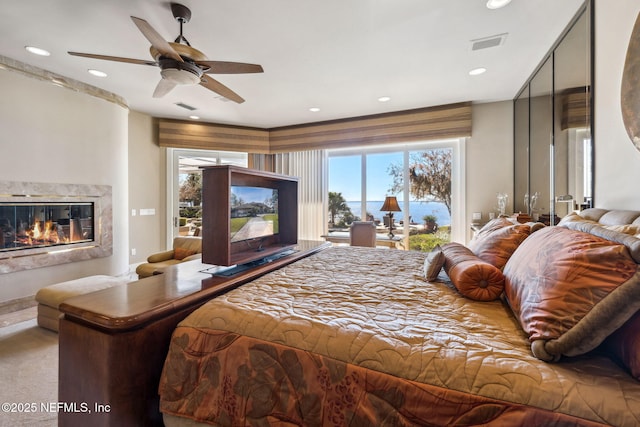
594 0 640 209
0 69 129 303
128 111 167 265
466 101 514 241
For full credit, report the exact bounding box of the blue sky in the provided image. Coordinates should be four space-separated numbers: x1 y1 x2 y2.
329 152 403 201
231 186 276 204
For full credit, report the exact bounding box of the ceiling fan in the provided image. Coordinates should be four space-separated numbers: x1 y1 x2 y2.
68 3 263 103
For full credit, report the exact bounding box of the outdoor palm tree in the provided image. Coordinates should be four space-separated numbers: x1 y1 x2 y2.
328 191 351 226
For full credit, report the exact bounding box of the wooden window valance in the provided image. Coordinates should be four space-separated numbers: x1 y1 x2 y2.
560 87 590 130
158 120 271 153
158 102 471 153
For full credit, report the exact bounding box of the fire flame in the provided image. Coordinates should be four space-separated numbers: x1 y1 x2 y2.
32 221 42 240
27 220 62 245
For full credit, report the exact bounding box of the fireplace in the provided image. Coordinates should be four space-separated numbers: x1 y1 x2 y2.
0 181 112 274
0 202 94 252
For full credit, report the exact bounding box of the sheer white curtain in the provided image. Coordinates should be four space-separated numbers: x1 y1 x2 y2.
272 150 328 240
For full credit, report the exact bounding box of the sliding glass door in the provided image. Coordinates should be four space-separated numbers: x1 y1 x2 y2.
167 148 247 245
328 140 464 251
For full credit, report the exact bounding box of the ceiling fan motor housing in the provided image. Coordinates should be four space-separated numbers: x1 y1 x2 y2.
171 3 191 23
159 58 202 85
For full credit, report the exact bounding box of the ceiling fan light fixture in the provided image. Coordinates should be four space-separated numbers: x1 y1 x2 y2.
160 67 201 85
486 0 512 10
25 46 51 56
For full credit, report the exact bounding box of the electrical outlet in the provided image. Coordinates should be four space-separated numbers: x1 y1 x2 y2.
472 212 482 221
131 209 137 216
131 248 136 256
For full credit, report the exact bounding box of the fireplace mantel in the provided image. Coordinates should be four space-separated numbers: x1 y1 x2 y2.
0 181 112 274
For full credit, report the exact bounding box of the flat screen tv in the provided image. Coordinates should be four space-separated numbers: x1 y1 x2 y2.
201 165 298 267
230 186 278 250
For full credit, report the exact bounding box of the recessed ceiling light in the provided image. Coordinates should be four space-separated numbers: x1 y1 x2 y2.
25 46 51 56
309 107 320 112
88 69 107 78
378 96 391 102
189 115 200 120
486 0 512 10
469 67 487 76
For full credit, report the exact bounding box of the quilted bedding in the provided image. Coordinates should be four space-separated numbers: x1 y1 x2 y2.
159 246 640 426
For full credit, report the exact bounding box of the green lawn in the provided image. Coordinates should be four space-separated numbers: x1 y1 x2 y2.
407 227 451 252
230 215 279 234
263 214 279 233
230 217 250 233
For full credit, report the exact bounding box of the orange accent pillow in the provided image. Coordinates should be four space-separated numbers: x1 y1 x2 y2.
441 242 505 301
469 223 531 270
174 247 197 260
503 226 640 361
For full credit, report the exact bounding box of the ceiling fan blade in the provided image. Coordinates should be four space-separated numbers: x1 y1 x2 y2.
68 51 157 66
196 61 264 74
153 79 177 98
130 16 183 62
199 76 245 103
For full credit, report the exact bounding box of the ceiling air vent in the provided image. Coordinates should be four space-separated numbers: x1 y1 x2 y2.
174 102 197 111
471 33 508 51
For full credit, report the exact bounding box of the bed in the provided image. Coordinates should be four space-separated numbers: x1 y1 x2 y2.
158 210 640 426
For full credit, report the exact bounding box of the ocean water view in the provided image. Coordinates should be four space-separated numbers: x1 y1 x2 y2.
346 201 450 226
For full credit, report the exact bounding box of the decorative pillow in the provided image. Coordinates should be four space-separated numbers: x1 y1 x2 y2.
473 217 513 236
557 211 597 226
423 244 445 281
603 224 640 235
560 220 640 263
174 247 197 260
602 310 640 380
526 221 546 233
441 242 505 301
503 226 640 362
468 223 531 270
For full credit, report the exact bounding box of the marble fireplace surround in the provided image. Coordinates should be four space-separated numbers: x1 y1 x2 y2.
0 181 112 274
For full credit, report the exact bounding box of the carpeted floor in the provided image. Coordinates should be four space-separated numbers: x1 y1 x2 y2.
0 311 58 427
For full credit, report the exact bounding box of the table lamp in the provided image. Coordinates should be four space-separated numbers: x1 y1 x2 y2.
380 196 401 238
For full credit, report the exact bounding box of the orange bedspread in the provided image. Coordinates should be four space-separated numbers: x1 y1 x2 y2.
159 247 640 426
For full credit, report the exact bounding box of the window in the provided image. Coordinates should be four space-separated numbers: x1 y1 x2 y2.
328 155 361 228
328 140 465 251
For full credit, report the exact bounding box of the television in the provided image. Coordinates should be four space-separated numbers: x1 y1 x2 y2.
230 186 279 249
201 165 298 267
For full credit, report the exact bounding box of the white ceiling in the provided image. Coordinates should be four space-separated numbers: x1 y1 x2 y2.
0 0 585 128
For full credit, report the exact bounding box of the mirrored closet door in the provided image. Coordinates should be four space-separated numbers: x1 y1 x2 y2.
513 0 593 225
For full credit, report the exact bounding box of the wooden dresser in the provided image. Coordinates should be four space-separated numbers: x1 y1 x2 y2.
58 240 329 427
